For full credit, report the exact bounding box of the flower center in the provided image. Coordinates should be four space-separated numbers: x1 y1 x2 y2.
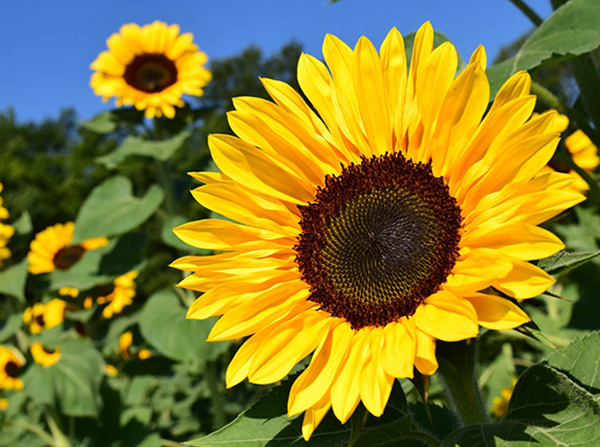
5 361 19 378
295 153 462 329
53 245 85 270
124 54 178 93
34 314 46 327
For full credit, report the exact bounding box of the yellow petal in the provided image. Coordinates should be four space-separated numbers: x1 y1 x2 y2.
414 330 438 376
359 328 395 416
381 319 415 378
494 261 555 299
414 291 479 342
464 293 530 330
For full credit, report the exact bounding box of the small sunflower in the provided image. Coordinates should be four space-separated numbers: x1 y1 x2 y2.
97 271 138 319
544 114 599 194
0 346 25 390
172 23 584 439
90 21 211 119
104 364 118 377
117 331 133 359
59 287 80 298
491 377 517 418
23 299 67 334
0 183 13 268
30 343 61 367
0 398 8 411
27 222 108 274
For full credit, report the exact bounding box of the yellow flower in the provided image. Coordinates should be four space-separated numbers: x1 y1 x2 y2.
137 349 152 360
172 23 584 440
27 222 108 274
0 182 8 221
117 331 133 359
23 299 67 334
491 378 517 418
59 287 79 298
0 398 8 411
542 114 599 194
97 271 138 319
0 346 25 390
90 21 211 119
30 343 61 367
104 364 118 377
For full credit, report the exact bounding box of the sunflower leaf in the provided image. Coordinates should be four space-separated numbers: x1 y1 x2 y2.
97 131 190 169
0 258 28 302
537 250 600 276
186 374 418 447
138 288 232 363
487 0 600 98
81 111 118 133
441 333 600 446
21 335 104 417
72 176 164 243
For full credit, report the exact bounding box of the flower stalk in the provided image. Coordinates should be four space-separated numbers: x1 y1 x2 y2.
437 339 488 426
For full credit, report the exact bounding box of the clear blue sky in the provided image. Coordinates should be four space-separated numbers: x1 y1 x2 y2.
1 0 552 123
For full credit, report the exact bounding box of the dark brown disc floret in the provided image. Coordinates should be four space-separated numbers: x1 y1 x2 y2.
5 361 20 378
53 245 85 270
295 152 463 329
124 54 178 93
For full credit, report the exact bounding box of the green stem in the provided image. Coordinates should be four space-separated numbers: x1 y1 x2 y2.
204 361 227 429
45 410 71 447
11 420 56 447
437 340 488 426
348 406 368 447
508 0 543 26
150 118 178 215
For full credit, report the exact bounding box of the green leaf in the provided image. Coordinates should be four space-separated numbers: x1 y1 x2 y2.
97 131 190 169
404 30 466 73
138 288 232 363
50 233 146 291
72 176 163 243
11 211 32 235
22 335 104 417
443 333 600 447
80 111 118 133
538 250 600 276
546 331 600 396
0 312 23 342
0 259 28 302
487 0 600 97
187 377 418 447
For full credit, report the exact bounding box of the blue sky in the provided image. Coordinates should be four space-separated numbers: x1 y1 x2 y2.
1 0 552 123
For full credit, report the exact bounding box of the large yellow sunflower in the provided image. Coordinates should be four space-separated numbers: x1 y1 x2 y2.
27 222 108 274
172 23 585 440
90 21 212 119
0 346 25 390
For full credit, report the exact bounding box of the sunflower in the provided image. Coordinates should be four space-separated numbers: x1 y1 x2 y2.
90 21 211 119
27 222 108 274
491 377 517 418
96 271 138 319
0 182 8 221
0 346 25 390
30 343 61 367
59 287 80 298
172 23 584 440
23 299 67 334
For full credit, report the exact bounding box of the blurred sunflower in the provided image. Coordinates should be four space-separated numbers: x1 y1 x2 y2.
0 183 13 268
27 222 108 274
544 114 599 194
0 346 25 390
491 377 517 418
30 343 61 367
90 21 211 119
97 271 138 319
23 299 67 334
172 23 584 439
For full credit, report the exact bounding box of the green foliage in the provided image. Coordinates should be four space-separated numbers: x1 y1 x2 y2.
537 249 600 275
72 176 164 243
0 259 27 302
488 0 600 97
138 288 232 363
